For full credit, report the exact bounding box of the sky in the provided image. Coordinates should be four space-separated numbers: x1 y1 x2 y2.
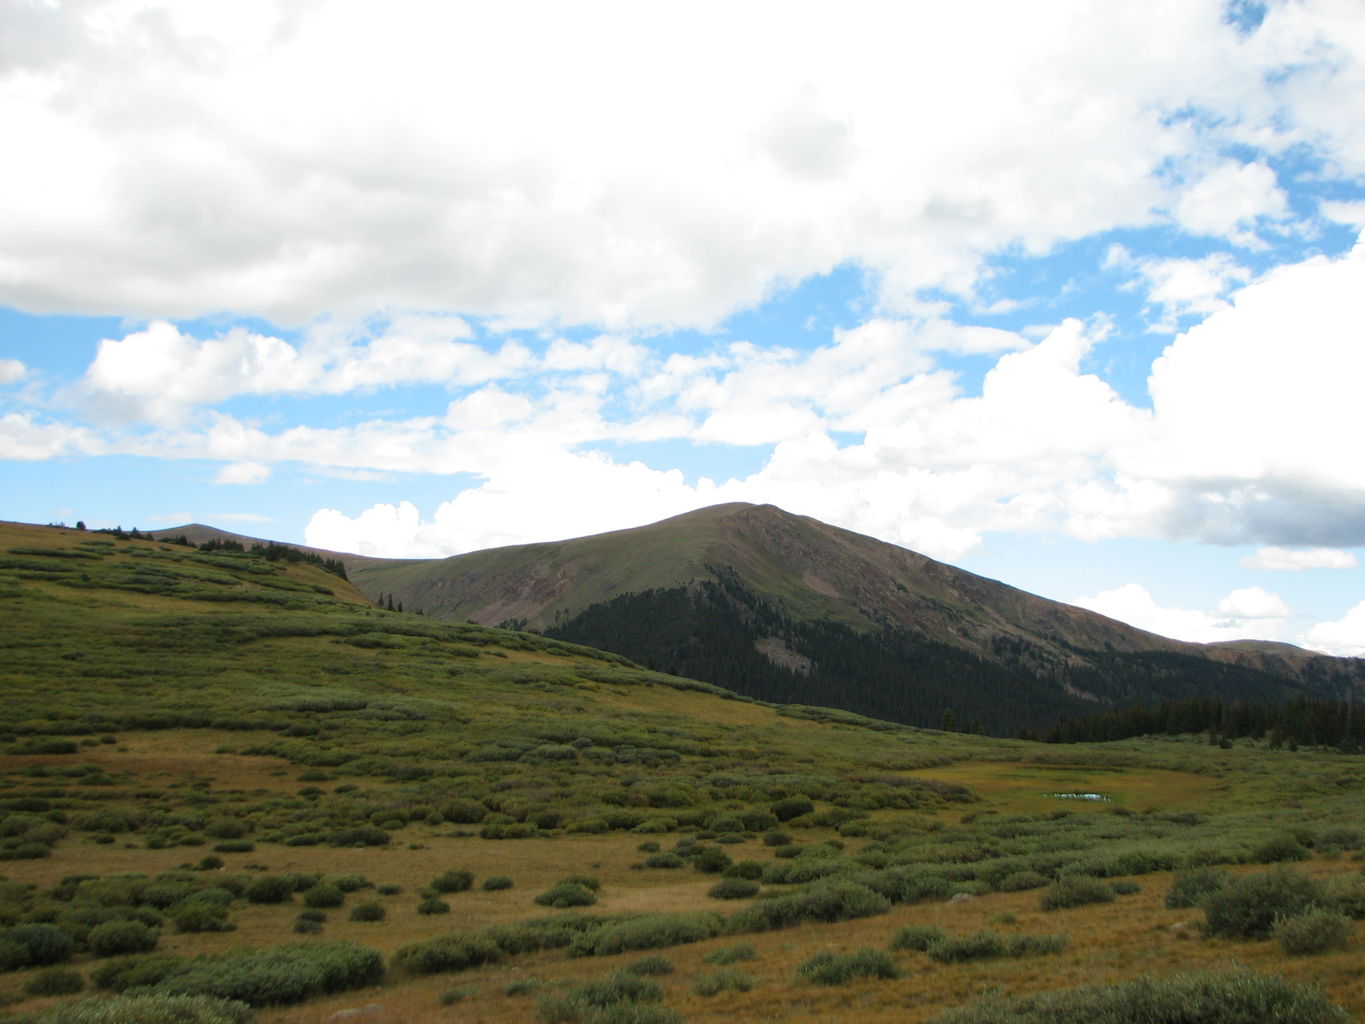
3 0 1365 656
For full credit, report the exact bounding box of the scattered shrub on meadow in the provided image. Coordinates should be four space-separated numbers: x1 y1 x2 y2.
771 797 814 822
1323 875 1365 919
926 931 1006 962
643 853 684 869
1274 909 1352 955
796 948 899 985
376 884 402 896
723 860 764 880
1165 868 1229 909
2 923 75 967
1040 875 1116 911
693 967 754 996
90 954 188 993
929 966 1351 1024
571 912 725 958
24 966 84 997
708 878 759 900
730 880 891 932
1253 834 1311 864
1110 880 1141 896
416 897 450 916
301 885 345 909
431 870 474 894
1202 869 1327 940
170 901 232 933
536 970 667 1023
692 847 732 874
535 882 597 909
87 920 158 957
243 877 293 905
292 917 322 935
482 876 514 891
6 994 254 1024
762 831 792 847
505 977 540 996
623 955 673 976
393 932 502 975
703 942 756 965
153 941 383 1007
349 902 385 922
998 871 1049 892
890 924 946 952
1006 933 1068 956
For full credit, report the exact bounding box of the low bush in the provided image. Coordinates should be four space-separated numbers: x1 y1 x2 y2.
24 967 84 996
643 853 684 869
537 970 666 1023
1110 880 1141 896
1165 868 1228 909
1274 909 1352 955
393 932 502 975
1040 876 1115 911
431 870 474 894
692 848 732 874
154 941 383 1007
890 924 946 952
723 860 764 880
349 902 385 922
7 994 254 1024
90 954 188 993
535 882 597 909
416 898 450 916
482 876 514 891
693 967 754 996
998 871 1049 892
702 942 755 965
1006 933 1068 956
623 955 673 976
302 885 345 909
243 877 293 905
1202 869 1326 940
2 923 75 966
729 880 890 932
797 948 899 985
1324 875 1365 919
1252 834 1311 864
930 966 1351 1024
87 920 158 957
926 930 1006 963
573 912 724 957
170 901 232 933
708 877 759 900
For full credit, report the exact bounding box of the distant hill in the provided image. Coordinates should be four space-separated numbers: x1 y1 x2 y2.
325 503 1365 735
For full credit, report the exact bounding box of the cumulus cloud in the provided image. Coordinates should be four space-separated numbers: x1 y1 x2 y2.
0 1 1352 328
0 359 26 385
1242 546 1359 571
1074 582 1292 644
1107 247 1252 332
1300 601 1365 658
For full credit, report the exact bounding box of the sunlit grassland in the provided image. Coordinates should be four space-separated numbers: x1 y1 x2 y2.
2 522 1365 1024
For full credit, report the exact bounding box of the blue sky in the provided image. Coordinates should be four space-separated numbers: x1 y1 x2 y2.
3 0 1365 655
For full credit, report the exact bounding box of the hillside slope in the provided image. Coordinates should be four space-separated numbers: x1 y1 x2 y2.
343 504 1365 733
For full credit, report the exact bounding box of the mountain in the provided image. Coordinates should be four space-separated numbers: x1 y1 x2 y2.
334 503 1365 735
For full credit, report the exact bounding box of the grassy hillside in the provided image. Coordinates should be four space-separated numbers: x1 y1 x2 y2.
2 522 1364 1024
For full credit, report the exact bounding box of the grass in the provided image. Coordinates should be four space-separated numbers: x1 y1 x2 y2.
1 522 1365 1024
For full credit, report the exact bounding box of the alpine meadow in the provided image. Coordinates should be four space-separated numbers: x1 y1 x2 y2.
1 520 1364 1024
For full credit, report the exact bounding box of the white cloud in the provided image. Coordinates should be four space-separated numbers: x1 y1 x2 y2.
1107 248 1253 332
214 461 271 485
0 413 101 460
1242 546 1359 571
0 359 26 385
1300 601 1365 658
1074 582 1291 644
0 1 1351 329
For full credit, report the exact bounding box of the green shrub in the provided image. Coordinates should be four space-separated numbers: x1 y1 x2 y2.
506 977 540 996
1252 834 1311 864
926 930 1006 962
692 847 732 874
292 918 322 935
693 967 754 996
243 877 293 904
171 901 232 933
349 902 385 922
1165 867 1228 909
1323 875 1365 920
929 967 1351 1024
302 885 345 909
762 831 792 847
537 970 667 1022
998 871 1048 892
24 966 84 996
1203 869 1327 939
88 920 158 957
90 954 188 993
1040 875 1116 911
623 955 673 976
536 882 597 909
730 880 890 932
416 897 450 916
1274 909 1352 955
1110 880 1141 896
643 853 684 869
431 870 474 894
574 912 724 957
324 874 373 893
797 948 899 984
8 994 253 1024
482 876 514 891
393 932 502 975
772 797 814 822
3 923 75 966
153 941 383 1007
708 877 759 900
890 924 946 951
377 884 402 896
1006 933 1068 956
723 860 764 880
702 942 755 965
